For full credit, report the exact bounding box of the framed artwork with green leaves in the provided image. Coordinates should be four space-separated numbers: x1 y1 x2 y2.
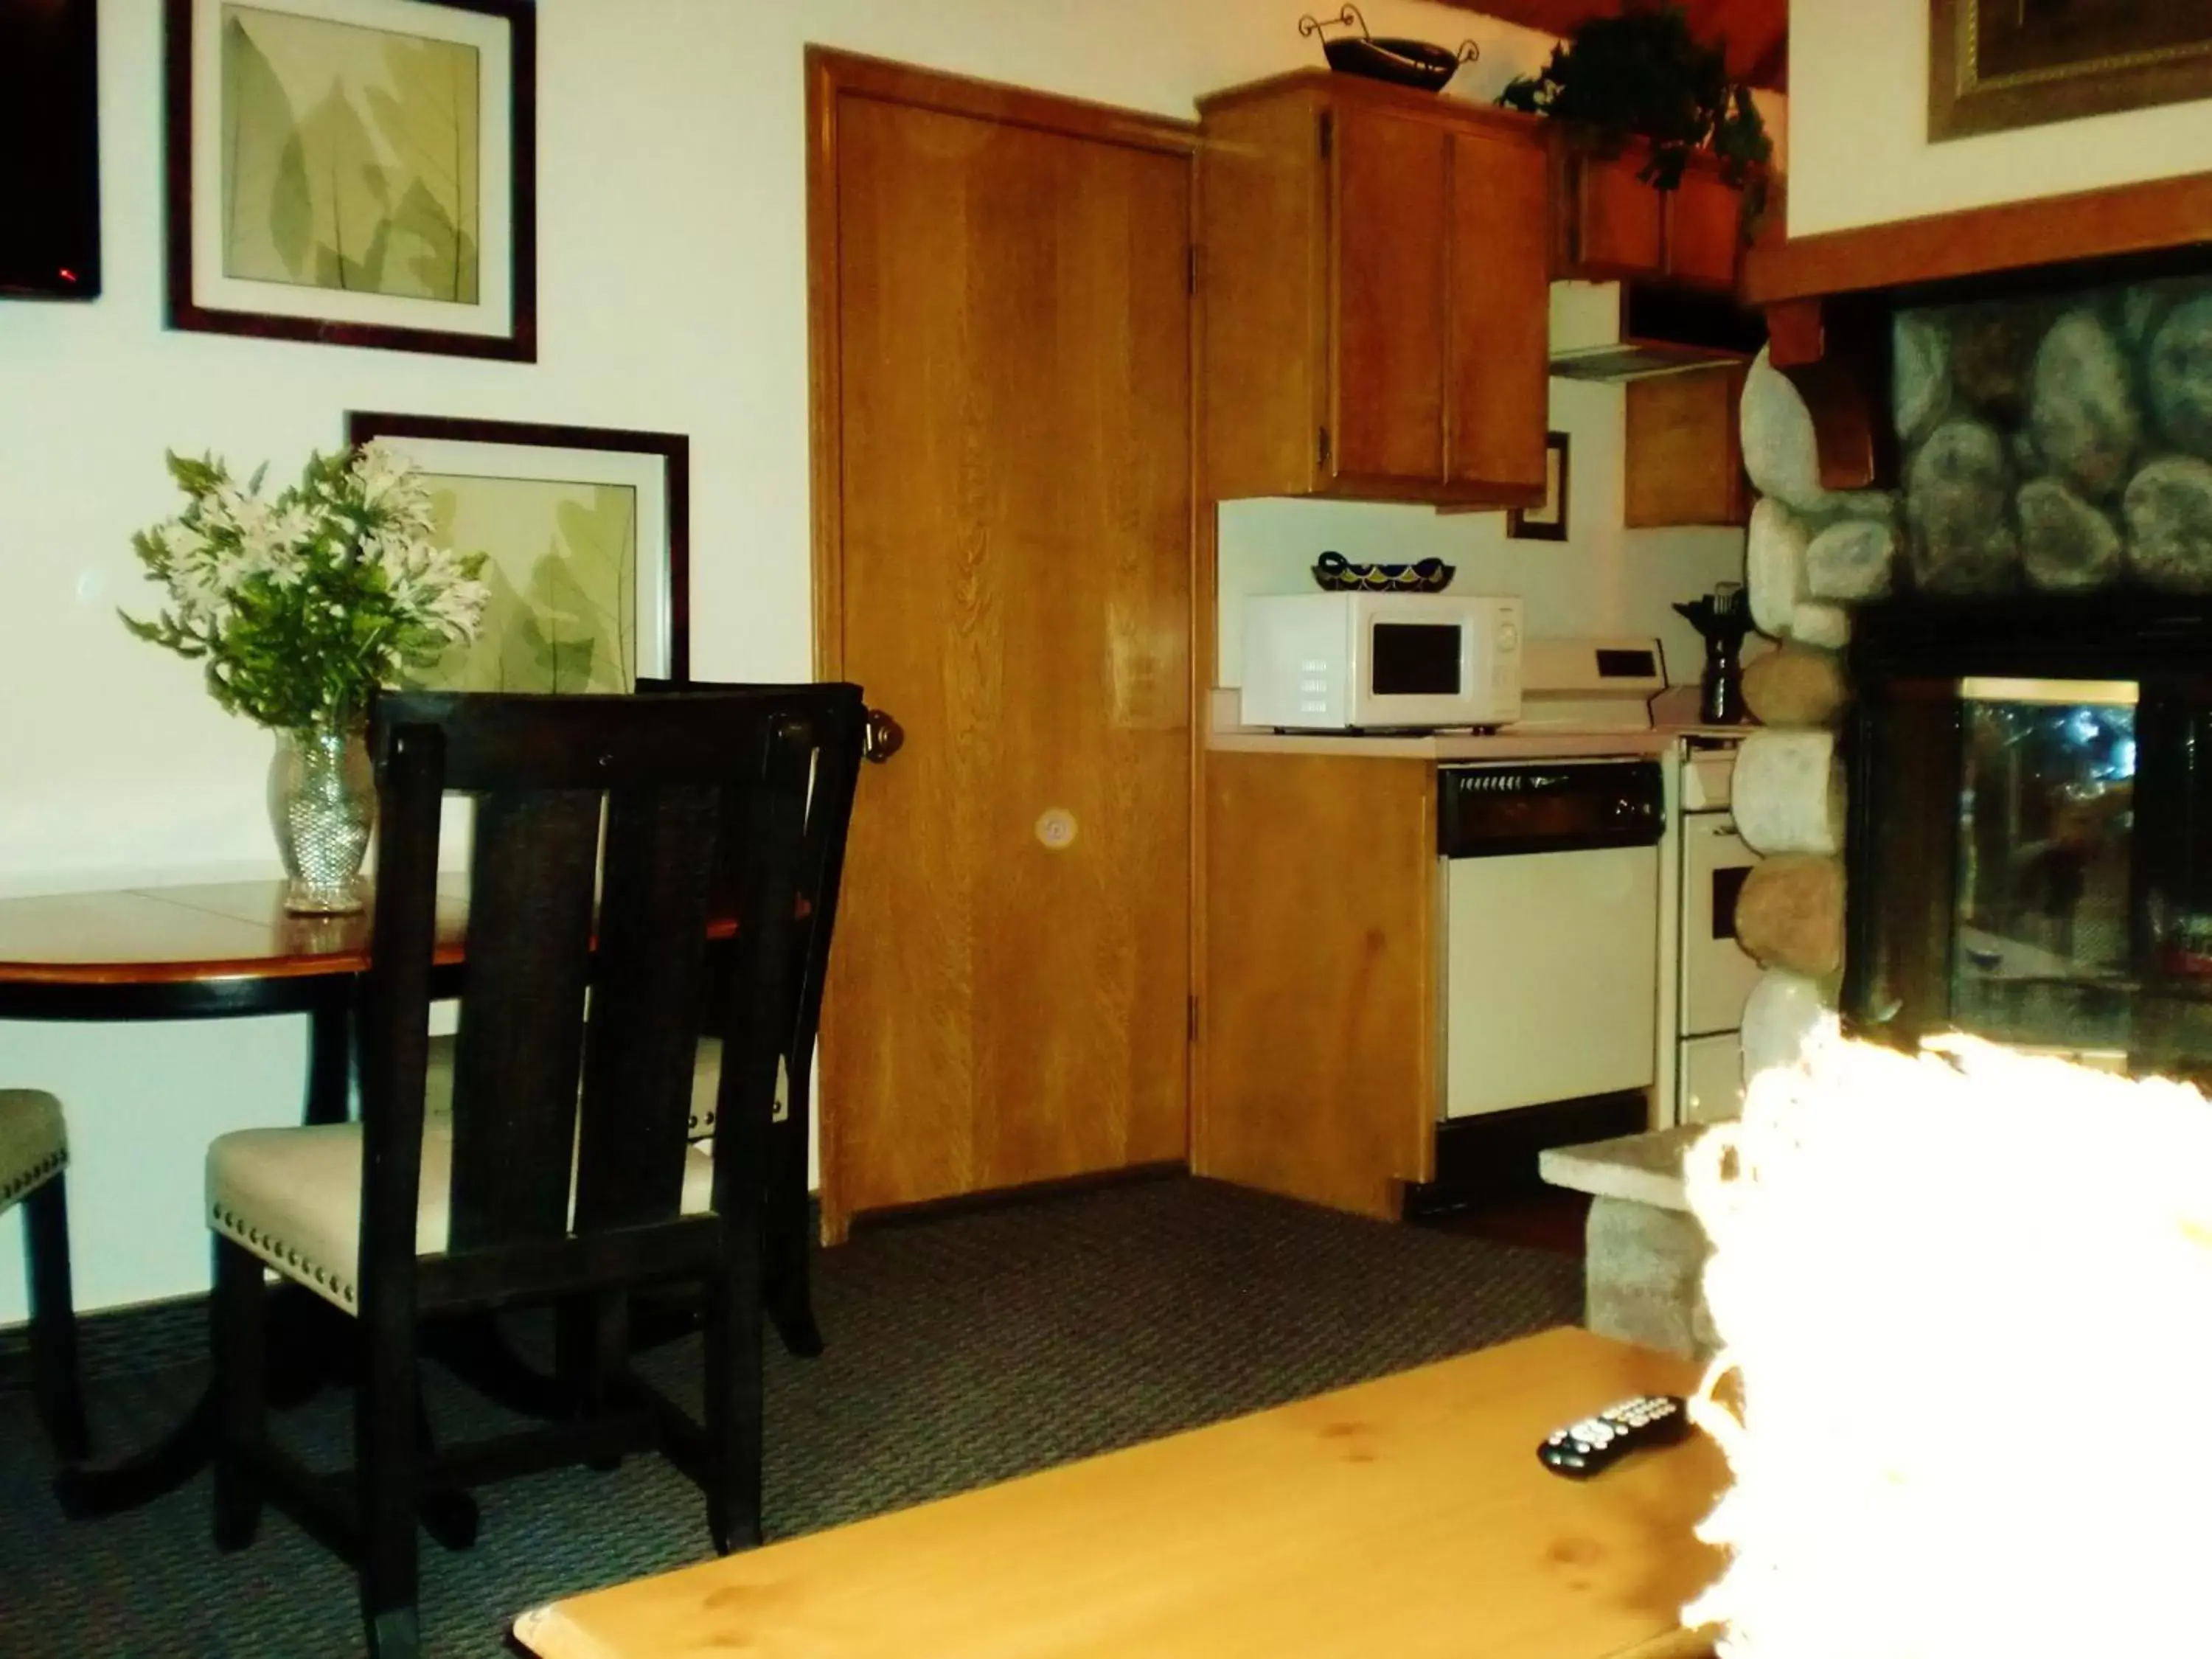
168 0 536 359
347 413 689 692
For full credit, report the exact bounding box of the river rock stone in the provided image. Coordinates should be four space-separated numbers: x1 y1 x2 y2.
1740 347 1831 513
1747 496 1808 638
1742 970 1838 1080
1790 602 1851 650
2124 275 2208 351
2147 293 2212 459
2029 309 2140 498
1893 310 1952 447
1950 300 2053 420
1905 417 2017 593
1812 489 1902 529
1804 517 1897 602
1742 647 1847 728
2124 456 2212 592
1734 855 1846 979
1734 729 1844 858
2017 477 2123 593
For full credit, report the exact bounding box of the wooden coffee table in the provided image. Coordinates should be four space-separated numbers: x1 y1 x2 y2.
513 1326 1727 1659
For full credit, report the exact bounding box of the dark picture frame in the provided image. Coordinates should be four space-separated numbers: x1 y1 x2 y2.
1930 0 2212 142
167 0 537 359
1508 432 1571 542
347 412 689 688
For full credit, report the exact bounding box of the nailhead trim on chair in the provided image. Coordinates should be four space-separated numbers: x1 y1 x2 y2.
0 1148 64 1214
209 1200 358 1310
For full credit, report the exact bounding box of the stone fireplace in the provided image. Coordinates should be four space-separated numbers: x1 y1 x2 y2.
1544 195 2212 1362
1731 271 2212 1082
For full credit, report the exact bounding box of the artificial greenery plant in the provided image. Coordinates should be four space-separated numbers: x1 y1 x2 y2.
1497 3 1771 210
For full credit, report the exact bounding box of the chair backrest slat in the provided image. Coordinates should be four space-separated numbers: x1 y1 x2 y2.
360 686 858 1287
574 785 720 1231
633 678 867 1071
358 725 446 1288
447 787 601 1253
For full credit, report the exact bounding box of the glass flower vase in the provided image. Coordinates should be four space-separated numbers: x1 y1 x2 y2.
268 723 375 914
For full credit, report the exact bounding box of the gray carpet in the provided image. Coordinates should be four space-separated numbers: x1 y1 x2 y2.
0 1175 1580 1657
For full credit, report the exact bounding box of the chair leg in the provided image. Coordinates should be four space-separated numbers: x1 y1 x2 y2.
555 1291 629 1471
702 1242 764 1555
23 1175 89 1463
413 1390 479 1553
357 1299 419 1658
211 1236 266 1551
764 1105 824 1360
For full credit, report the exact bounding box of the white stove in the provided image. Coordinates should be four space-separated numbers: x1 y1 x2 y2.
1658 736 1763 1127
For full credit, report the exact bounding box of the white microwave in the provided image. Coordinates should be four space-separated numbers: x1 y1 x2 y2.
1239 592 1523 731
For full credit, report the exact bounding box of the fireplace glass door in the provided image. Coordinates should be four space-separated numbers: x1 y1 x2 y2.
1951 678 2137 1057
1853 656 2212 1087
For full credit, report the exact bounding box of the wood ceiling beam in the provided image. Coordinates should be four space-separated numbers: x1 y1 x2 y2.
1429 0 1788 91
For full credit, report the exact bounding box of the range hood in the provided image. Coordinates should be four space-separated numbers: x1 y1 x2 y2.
1548 280 1767 381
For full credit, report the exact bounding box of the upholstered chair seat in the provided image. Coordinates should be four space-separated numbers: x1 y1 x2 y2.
207 1124 722 1315
0 1089 66 1214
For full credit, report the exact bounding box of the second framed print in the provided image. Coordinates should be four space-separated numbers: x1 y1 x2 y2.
349 414 689 691
168 0 537 358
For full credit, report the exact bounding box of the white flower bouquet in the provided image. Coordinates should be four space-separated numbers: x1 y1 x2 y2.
123 444 490 731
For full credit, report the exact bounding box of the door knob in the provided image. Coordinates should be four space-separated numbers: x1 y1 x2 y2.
863 708 905 764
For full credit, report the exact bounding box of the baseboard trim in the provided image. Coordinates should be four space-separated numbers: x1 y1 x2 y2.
845 1164 1188 1235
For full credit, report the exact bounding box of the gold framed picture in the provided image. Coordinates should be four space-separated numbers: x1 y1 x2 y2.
1930 0 2212 142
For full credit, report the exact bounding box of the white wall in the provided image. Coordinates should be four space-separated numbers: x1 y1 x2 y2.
0 0 1578 1318
1788 0 2212 235
1217 379 1747 690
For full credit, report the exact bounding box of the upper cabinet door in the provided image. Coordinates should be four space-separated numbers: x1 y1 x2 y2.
1565 154 1665 279
1446 125 1549 496
1329 106 1450 489
1665 168 1745 291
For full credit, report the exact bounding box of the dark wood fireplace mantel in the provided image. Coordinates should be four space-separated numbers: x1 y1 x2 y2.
1739 172 2212 493
1745 173 2212 307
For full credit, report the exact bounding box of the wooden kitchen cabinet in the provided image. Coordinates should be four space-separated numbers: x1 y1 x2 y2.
1624 361 1750 527
1198 73 1549 507
1198 751 1437 1220
1553 138 1753 294
1664 167 1747 291
1559 152 1665 279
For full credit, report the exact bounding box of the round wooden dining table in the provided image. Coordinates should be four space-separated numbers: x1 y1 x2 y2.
0 875 761 1523
0 878 476 1517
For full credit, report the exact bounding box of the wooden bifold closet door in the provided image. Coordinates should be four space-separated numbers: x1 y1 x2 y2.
807 53 1194 1239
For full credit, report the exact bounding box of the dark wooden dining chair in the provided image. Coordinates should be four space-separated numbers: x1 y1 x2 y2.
636 676 868 1358
204 687 841 1659
1 1089 88 1461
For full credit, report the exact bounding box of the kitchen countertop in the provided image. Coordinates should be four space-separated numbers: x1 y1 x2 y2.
1206 720 1758 762
1207 727 1675 760
1203 686 1758 761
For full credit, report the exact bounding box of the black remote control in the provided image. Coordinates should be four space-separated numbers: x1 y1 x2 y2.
1537 1394 1690 1478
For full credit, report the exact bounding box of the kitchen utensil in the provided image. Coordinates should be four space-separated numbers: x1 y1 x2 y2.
1673 581 1753 726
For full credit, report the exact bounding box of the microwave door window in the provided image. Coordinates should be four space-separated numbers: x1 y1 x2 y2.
1371 623 1462 696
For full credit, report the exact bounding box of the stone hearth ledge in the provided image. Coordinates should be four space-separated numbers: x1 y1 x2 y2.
1540 1126 1719 1360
